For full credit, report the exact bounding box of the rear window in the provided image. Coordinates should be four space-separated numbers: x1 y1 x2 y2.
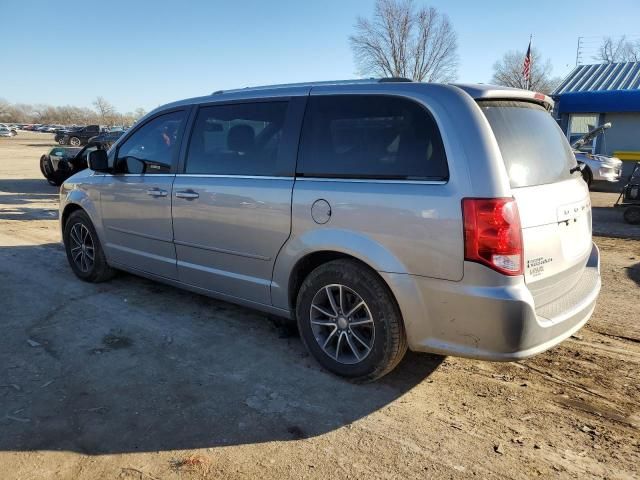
479 101 577 188
298 95 448 180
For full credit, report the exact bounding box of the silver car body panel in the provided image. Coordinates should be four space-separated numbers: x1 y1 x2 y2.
60 80 600 361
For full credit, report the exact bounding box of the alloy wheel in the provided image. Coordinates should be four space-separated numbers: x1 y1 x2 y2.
309 284 375 364
69 223 95 273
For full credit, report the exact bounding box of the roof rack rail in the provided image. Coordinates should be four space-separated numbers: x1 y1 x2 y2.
211 77 413 95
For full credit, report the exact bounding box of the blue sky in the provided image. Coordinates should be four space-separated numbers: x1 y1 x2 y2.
2 0 639 112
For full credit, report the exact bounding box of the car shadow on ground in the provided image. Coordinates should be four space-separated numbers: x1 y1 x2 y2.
0 242 443 455
0 179 59 220
592 206 640 240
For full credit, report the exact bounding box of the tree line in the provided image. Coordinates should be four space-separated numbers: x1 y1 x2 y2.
0 96 146 126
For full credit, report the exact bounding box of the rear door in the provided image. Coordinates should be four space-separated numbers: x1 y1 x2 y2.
479 101 591 305
171 98 305 305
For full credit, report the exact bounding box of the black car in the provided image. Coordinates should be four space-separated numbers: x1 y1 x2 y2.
88 129 125 146
39 142 107 186
55 125 101 146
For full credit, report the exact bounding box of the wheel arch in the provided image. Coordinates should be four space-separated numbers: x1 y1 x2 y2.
285 250 403 319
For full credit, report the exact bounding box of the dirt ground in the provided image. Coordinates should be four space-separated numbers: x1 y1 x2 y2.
1 132 639 480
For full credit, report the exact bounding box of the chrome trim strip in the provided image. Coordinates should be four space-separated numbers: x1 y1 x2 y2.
174 239 271 261
106 226 172 243
177 259 271 286
176 174 293 180
295 177 447 185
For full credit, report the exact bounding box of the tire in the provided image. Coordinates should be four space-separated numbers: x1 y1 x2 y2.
69 136 81 147
623 206 640 225
581 166 593 188
58 138 67 145
63 210 115 282
39 155 65 186
39 155 49 177
296 259 407 382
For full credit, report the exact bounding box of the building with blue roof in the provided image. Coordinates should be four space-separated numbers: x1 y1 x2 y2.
552 62 640 170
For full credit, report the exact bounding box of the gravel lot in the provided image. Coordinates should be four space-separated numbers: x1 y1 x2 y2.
1 133 639 479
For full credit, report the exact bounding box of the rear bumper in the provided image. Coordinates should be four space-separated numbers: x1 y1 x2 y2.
382 243 601 361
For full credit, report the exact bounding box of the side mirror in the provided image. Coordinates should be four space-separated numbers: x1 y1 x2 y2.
88 149 110 172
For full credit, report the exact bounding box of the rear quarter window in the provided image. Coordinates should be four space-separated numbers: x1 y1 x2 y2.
479 101 577 188
298 95 448 180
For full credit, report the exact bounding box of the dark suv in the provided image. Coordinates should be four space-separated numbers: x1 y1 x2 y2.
55 125 101 146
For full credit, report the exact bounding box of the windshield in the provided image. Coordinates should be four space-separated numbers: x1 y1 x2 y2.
479 101 577 188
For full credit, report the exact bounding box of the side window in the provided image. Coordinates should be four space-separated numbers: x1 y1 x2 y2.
185 102 288 176
298 95 448 180
116 110 186 174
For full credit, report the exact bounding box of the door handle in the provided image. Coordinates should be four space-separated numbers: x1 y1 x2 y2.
175 190 199 200
146 188 168 197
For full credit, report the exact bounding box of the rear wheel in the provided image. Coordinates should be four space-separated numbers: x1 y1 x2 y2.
63 210 115 282
296 259 407 382
623 206 640 225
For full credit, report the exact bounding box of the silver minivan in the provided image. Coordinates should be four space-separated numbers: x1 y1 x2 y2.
60 80 601 381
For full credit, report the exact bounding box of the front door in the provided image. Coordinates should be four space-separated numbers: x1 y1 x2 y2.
172 99 302 305
99 110 187 279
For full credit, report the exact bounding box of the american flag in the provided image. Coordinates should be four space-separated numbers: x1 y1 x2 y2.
522 39 532 87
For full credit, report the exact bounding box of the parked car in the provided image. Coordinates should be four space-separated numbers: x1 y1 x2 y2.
40 142 106 186
0 126 16 137
55 125 101 146
60 80 601 381
88 129 125 147
572 122 623 187
0 123 18 135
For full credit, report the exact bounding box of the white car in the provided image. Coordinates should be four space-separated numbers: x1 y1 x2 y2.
0 123 18 137
572 123 622 187
0 126 16 137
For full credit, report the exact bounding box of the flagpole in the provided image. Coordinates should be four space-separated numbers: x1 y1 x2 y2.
527 34 532 90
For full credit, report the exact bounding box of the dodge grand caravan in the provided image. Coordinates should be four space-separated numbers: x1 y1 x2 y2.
60 79 601 381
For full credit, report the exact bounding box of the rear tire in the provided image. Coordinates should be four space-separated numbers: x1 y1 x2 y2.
63 210 115 282
295 259 407 382
623 206 640 225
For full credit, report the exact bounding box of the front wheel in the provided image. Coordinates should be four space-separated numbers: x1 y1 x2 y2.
296 259 407 382
69 136 81 147
581 166 593 188
63 210 115 282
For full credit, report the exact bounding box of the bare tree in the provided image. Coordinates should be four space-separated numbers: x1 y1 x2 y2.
350 0 458 82
0 99 145 126
92 96 117 125
491 48 561 94
595 36 640 63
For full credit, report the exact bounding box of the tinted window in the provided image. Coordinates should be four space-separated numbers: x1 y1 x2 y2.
298 95 448 180
479 101 577 187
116 111 186 174
185 102 288 176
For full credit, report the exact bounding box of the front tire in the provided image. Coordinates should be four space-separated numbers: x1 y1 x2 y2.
296 259 407 382
581 166 593 188
69 136 81 147
63 210 115 282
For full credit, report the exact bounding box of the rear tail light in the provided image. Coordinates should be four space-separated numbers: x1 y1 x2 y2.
462 198 523 276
